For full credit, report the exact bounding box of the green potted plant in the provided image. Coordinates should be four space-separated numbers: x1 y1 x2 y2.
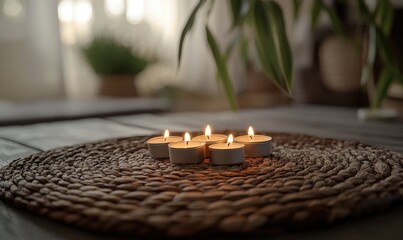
311 0 362 95
82 36 151 97
308 0 402 119
178 0 402 116
179 0 293 111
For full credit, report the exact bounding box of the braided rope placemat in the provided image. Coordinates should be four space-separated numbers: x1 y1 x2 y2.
1 132 402 237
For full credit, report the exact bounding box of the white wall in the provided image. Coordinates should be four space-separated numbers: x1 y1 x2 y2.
0 0 64 101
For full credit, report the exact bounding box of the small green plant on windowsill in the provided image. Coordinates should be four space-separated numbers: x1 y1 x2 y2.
81 36 153 97
82 36 150 75
178 0 402 111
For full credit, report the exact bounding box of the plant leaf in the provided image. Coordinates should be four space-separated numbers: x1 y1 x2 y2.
292 0 302 21
311 0 344 34
266 1 294 92
251 0 293 95
355 0 399 109
229 0 249 30
215 31 248 90
356 0 372 23
255 40 289 94
371 66 394 109
361 25 377 86
177 0 207 67
311 0 322 30
375 0 394 36
205 26 238 110
376 26 393 64
223 30 248 64
252 0 284 90
321 2 344 35
253 1 288 88
82 36 149 75
239 34 249 66
223 34 238 62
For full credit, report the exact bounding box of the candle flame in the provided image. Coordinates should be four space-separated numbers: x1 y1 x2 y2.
184 132 190 145
227 134 233 146
205 125 211 139
164 129 169 141
248 126 254 139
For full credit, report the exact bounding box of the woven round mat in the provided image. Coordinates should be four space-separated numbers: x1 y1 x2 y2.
1 131 402 237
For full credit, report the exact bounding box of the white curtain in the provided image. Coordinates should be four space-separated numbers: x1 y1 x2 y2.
59 0 246 98
0 0 64 101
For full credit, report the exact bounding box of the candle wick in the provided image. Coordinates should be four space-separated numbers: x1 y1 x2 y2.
206 135 210 140
249 135 253 140
186 141 189 146
164 137 167 141
227 142 231 147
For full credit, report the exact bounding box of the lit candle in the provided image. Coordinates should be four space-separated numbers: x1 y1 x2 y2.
192 125 227 157
168 132 205 164
147 130 182 159
209 134 245 165
234 126 272 157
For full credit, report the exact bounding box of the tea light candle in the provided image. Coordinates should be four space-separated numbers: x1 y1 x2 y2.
234 127 272 157
147 130 183 159
209 134 245 165
169 132 205 164
192 125 227 157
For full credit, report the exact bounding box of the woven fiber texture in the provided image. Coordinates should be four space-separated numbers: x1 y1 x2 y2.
1 132 402 237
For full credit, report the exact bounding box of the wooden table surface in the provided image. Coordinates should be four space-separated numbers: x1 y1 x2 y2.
1 104 402 240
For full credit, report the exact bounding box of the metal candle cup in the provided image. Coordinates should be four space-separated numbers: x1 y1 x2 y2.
192 134 227 158
209 143 245 165
168 141 205 164
168 133 205 164
209 134 245 165
234 127 272 157
234 135 272 157
147 136 183 159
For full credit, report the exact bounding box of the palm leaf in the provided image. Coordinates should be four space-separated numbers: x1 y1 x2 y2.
177 0 207 67
229 0 249 29
255 40 288 94
376 26 393 64
266 1 293 92
292 0 302 21
206 26 238 110
323 5 344 35
251 0 292 95
371 66 394 109
239 34 249 66
320 0 344 34
311 0 322 30
361 25 377 86
356 0 372 22
252 1 282 86
311 0 344 34
375 0 394 36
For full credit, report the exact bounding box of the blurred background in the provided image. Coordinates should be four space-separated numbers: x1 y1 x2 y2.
0 0 402 114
